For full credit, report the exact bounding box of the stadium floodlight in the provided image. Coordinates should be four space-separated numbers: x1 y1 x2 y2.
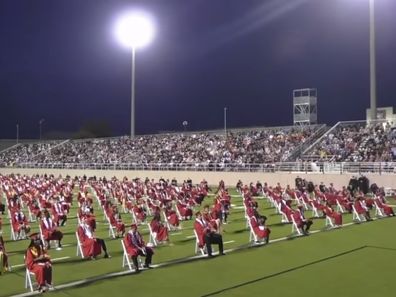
114 11 156 137
115 12 155 49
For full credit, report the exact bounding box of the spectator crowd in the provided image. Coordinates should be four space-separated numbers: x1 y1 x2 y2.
305 122 396 162
0 122 395 169
0 127 316 168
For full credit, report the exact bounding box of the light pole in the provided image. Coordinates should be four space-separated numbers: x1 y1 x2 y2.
182 121 188 132
115 12 155 137
369 0 377 121
39 118 45 140
16 123 19 144
224 107 227 138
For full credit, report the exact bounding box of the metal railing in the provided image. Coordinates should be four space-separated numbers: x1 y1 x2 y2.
4 161 394 174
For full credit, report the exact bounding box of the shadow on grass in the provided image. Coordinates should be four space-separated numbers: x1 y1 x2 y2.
201 245 367 297
268 222 290 227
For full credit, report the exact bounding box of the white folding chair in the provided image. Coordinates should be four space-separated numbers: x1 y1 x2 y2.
75 232 85 258
9 223 17 241
162 211 172 230
39 225 59 250
147 223 158 246
325 215 335 228
193 229 206 256
121 240 133 271
162 210 181 231
174 203 184 221
310 203 321 218
27 207 37 223
121 240 142 271
295 196 308 211
247 218 266 244
352 205 366 222
8 210 17 241
373 200 385 218
336 199 347 214
291 216 304 236
104 212 116 239
25 267 36 292
273 199 281 214
280 210 290 224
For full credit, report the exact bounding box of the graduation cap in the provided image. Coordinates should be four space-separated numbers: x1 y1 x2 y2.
29 233 40 240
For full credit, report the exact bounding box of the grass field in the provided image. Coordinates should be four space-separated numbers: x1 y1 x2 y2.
1 188 395 297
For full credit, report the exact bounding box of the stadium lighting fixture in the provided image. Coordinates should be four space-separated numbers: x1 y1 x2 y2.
114 11 156 137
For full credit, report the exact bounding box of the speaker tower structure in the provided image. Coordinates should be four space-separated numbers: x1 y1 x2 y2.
293 88 317 126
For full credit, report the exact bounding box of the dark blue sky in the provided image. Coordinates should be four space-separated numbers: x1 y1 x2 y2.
1 0 395 139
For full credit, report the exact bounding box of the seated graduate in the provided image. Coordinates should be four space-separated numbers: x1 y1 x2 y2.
123 224 154 272
25 233 52 293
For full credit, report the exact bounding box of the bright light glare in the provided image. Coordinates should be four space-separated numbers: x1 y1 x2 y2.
115 12 155 49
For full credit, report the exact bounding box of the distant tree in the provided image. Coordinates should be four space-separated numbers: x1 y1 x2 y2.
43 130 74 140
73 120 112 139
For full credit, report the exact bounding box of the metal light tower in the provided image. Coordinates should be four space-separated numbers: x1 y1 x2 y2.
369 0 377 121
115 11 155 137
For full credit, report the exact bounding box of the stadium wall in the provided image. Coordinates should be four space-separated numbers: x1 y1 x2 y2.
1 168 395 189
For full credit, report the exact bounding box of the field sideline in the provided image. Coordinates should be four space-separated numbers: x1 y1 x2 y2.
1 187 395 297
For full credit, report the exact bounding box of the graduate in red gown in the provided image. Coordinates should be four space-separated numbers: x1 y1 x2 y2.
77 217 109 259
293 206 313 235
323 203 343 226
150 213 169 243
40 210 63 250
24 233 52 292
12 210 31 239
194 211 225 257
250 215 271 243
123 224 154 272
0 235 10 274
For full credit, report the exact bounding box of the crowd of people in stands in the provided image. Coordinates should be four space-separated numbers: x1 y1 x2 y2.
0 141 61 167
0 173 394 293
0 122 395 170
309 122 396 162
0 127 316 168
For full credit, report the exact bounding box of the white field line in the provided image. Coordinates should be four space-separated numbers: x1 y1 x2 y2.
8 244 72 256
11 256 71 269
170 232 183 236
224 240 235 244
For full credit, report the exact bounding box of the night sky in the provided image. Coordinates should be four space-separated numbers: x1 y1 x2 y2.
1 0 395 139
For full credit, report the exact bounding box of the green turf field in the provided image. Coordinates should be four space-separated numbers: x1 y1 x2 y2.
1 188 395 297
